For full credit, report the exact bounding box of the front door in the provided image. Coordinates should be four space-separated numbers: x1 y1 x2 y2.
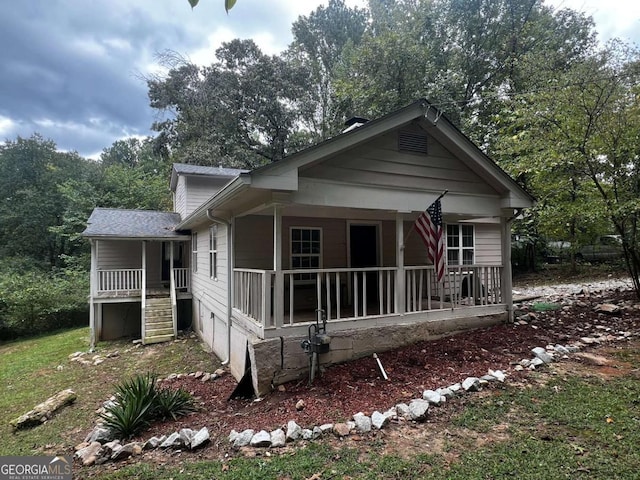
349 224 380 304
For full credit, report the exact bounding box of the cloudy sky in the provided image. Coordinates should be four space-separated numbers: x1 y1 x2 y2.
0 0 638 159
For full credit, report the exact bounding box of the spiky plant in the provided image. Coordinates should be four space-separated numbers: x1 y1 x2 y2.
154 387 197 421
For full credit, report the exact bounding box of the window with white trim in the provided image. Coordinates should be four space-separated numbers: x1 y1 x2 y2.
447 224 475 265
209 224 218 280
191 232 198 273
290 227 322 281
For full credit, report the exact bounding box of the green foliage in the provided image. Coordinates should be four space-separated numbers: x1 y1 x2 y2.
0 261 89 340
155 387 198 421
100 373 196 439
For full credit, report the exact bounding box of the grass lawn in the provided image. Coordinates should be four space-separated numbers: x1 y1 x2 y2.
2 328 640 479
0 328 216 457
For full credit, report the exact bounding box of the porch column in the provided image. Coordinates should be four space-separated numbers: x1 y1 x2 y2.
170 241 177 337
141 241 147 343
273 205 284 328
89 239 97 349
501 215 514 321
396 212 405 314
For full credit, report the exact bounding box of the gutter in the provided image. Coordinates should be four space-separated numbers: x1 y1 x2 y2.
206 210 233 366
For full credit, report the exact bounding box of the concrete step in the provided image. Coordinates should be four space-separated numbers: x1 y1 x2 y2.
144 334 175 345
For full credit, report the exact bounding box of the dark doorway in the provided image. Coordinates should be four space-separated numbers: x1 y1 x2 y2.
349 224 379 303
161 242 184 285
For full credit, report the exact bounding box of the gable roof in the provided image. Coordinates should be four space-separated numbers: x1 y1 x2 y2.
170 163 248 191
82 208 189 240
177 99 534 229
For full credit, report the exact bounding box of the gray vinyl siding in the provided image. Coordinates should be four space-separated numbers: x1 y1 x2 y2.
474 223 502 264
96 240 141 269
190 222 229 356
174 176 187 218
302 127 497 196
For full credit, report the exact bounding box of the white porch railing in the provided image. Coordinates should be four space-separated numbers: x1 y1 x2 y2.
405 265 503 312
173 268 191 290
233 265 504 328
97 269 143 293
96 268 192 294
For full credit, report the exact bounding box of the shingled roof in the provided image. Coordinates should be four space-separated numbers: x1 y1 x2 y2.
82 208 190 239
172 163 248 177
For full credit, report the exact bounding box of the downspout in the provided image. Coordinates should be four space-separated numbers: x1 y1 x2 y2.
207 210 232 366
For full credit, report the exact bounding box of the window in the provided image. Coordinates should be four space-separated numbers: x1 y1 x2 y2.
447 224 475 265
191 232 198 273
290 227 322 281
209 224 218 280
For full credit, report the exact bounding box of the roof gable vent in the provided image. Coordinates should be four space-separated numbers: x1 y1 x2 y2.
398 130 428 154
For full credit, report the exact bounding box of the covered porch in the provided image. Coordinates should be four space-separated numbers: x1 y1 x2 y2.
83 208 193 346
229 204 512 341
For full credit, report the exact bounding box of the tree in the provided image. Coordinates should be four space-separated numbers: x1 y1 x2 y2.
0 135 91 268
149 41 309 168
287 0 367 140
495 41 640 294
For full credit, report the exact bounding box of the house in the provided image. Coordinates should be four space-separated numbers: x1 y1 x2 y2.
83 99 533 395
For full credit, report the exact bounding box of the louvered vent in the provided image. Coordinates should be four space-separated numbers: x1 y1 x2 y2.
398 130 428 154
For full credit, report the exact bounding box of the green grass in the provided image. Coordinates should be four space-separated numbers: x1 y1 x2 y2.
98 355 640 480
3 328 640 479
0 328 216 457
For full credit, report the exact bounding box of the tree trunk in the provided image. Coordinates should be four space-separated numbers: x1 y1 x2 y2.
10 389 77 431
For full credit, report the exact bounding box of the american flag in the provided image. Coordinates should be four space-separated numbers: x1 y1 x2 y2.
414 199 445 283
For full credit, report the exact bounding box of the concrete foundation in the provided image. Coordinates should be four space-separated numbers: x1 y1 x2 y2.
246 311 507 396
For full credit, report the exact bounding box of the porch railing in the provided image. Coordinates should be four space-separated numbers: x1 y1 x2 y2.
96 267 191 294
173 268 191 290
233 265 504 328
405 265 503 312
97 269 143 293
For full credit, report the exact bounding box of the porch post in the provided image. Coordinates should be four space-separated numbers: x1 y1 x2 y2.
396 212 405 314
89 239 97 349
141 241 147 343
170 241 177 338
273 205 284 328
501 215 514 322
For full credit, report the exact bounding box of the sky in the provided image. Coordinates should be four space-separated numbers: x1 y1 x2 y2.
0 0 638 159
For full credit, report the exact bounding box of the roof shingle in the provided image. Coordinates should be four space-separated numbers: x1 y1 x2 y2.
82 208 189 239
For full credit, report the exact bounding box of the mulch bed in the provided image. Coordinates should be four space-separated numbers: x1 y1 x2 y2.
141 289 639 455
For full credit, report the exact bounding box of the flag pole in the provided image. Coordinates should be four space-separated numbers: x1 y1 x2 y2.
402 189 449 246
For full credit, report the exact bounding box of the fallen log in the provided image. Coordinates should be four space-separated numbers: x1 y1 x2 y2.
10 389 77 431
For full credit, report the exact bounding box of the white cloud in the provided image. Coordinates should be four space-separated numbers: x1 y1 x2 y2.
0 115 16 136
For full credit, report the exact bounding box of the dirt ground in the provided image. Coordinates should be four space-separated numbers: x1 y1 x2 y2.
88 283 640 475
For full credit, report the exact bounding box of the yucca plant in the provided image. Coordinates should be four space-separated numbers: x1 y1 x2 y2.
155 387 197 421
98 373 196 439
99 373 158 439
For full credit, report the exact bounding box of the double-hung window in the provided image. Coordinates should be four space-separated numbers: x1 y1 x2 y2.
290 227 322 282
191 232 198 273
209 225 218 280
447 224 475 265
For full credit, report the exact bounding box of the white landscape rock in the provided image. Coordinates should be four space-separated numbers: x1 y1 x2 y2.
422 389 444 405
408 399 430 421
353 412 372 432
531 347 554 364
250 430 272 448
286 420 302 442
190 427 210 449
233 429 255 449
371 411 389 430
462 377 481 392
270 429 286 447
